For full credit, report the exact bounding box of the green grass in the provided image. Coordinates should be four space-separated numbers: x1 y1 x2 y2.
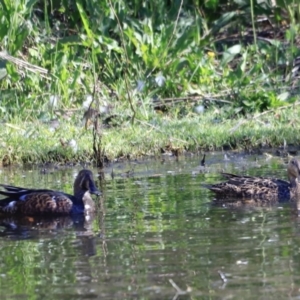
1 0 300 165
1 105 299 165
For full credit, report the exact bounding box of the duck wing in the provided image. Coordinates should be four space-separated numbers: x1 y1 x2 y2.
0 184 74 200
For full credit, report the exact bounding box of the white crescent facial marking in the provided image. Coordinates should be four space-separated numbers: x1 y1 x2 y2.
8 201 16 208
4 201 16 212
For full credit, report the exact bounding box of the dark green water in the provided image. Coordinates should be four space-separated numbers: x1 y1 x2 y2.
0 153 300 300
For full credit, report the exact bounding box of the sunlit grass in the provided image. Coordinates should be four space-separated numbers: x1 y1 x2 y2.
0 106 299 164
1 1 300 164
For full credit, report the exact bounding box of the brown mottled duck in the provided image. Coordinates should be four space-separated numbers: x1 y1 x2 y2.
207 158 300 200
0 169 100 215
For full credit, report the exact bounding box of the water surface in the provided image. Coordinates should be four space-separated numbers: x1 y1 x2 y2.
0 153 299 299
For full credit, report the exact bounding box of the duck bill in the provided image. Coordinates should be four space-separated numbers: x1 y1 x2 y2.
83 173 101 195
89 183 101 196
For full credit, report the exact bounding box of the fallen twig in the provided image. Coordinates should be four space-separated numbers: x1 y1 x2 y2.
169 278 192 300
252 101 300 119
0 51 48 76
218 270 228 283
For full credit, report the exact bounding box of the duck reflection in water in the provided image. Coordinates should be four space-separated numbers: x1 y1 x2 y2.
0 214 99 257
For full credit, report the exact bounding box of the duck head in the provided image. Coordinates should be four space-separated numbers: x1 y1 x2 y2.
287 158 300 187
74 169 101 197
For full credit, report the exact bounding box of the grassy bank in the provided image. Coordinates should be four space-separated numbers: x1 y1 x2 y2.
2 104 300 165
1 1 300 165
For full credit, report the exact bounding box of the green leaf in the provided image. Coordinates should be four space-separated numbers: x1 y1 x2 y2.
205 0 219 9
227 44 242 55
277 92 290 101
240 51 247 72
222 45 241 65
242 100 252 107
76 1 94 43
211 12 236 35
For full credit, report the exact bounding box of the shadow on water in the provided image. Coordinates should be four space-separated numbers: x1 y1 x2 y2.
1 152 300 299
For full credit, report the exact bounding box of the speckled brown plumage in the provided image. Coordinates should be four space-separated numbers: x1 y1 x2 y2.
0 169 100 216
3 193 74 214
207 158 300 201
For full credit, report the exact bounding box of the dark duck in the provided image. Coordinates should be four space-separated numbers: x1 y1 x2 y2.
207 158 300 201
0 169 100 215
